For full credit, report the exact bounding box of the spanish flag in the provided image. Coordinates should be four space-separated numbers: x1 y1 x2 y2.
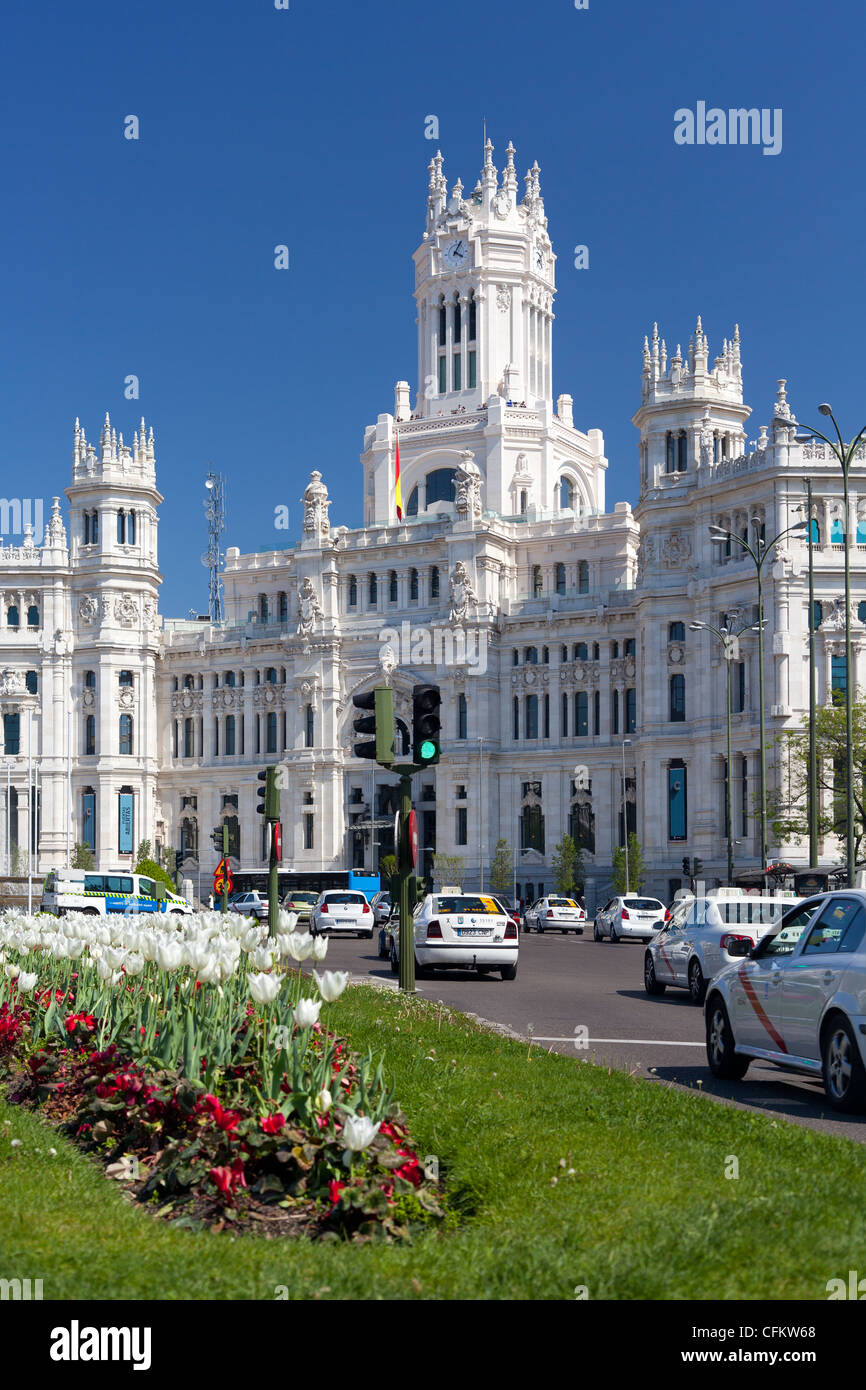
395 430 403 521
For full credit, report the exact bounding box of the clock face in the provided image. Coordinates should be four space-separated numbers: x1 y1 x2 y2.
534 245 546 273
443 238 470 269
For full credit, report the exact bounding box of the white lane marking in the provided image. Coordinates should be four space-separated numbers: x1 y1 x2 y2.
531 1036 704 1047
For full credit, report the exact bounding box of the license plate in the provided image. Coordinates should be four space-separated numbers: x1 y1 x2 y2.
458 928 490 938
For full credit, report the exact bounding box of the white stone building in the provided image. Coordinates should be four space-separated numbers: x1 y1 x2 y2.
2 141 864 907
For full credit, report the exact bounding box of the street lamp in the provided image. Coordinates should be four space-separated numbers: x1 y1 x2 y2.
477 736 485 892
794 406 866 886
621 738 632 893
792 471 819 869
690 616 759 886
708 516 809 879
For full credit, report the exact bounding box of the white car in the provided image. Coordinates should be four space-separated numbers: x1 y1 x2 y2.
390 892 518 980
523 895 586 934
644 889 802 1004
229 890 269 920
594 895 668 943
310 890 374 938
705 892 866 1111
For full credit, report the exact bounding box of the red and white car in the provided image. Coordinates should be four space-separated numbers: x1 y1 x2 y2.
524 896 586 934
705 892 866 1111
310 890 374 938
390 893 519 980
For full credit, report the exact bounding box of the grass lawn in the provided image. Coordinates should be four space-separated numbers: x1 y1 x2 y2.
1 982 864 1300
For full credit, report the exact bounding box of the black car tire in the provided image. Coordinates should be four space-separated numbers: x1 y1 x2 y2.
706 995 750 1080
364 930 374 940
822 1014 866 1112
377 931 389 959
389 942 399 976
593 919 602 941
688 959 707 1006
610 922 619 943
644 952 666 996
500 962 518 981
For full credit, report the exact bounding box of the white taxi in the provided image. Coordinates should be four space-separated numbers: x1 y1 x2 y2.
705 893 866 1111
524 895 586 934
310 890 374 938
644 889 801 1004
390 892 518 980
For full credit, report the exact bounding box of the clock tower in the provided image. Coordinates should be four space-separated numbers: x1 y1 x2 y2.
414 139 555 416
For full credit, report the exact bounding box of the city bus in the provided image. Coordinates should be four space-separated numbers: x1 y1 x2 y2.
229 869 380 900
42 869 192 916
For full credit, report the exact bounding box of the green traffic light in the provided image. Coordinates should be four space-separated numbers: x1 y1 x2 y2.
419 740 437 762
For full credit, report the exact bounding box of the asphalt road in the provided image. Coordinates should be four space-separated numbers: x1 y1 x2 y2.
312 924 866 1143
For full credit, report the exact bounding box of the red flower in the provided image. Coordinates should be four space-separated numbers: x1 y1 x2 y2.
201 1093 241 1132
327 1179 345 1211
395 1157 422 1186
209 1166 233 1198
261 1114 285 1135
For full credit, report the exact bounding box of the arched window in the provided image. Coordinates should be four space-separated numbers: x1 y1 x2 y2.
183 718 194 758
512 649 519 666
468 292 477 342
91 511 99 544
406 487 419 517
183 674 195 690
265 667 278 685
857 520 866 545
225 670 236 687
83 512 91 545
278 591 288 622
180 817 198 861
859 601 866 624
426 468 457 506
560 645 568 662
430 566 440 598
669 621 685 642
574 642 588 661
119 713 133 755
81 787 95 849
117 510 126 545
305 704 314 748
84 670 96 688
611 689 620 735
84 714 96 756
438 297 447 346
457 692 467 740
524 647 538 665
519 490 528 515
831 519 846 544
577 560 589 593
389 570 398 602
6 606 19 628
559 477 575 511
26 604 39 628
575 691 588 737
670 674 686 722
368 572 378 604
348 575 357 607
555 562 566 595
127 511 136 545
225 714 236 755
409 568 419 600
532 565 543 597
810 518 820 545
25 671 37 694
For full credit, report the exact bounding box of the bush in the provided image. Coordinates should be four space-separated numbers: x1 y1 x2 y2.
135 857 175 893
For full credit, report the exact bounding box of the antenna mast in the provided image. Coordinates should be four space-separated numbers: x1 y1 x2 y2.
202 470 226 622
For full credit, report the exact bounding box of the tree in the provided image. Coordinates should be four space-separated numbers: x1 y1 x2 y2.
71 842 94 870
612 833 646 895
770 689 866 864
432 853 466 889
379 853 398 891
551 833 584 896
135 855 176 893
489 838 513 894
136 839 153 867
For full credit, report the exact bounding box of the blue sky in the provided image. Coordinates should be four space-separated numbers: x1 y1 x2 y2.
3 0 864 613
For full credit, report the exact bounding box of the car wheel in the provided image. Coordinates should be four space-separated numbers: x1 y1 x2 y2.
414 955 431 979
363 930 374 939
500 962 518 981
688 959 706 1005
822 1015 866 1112
706 995 750 1080
560 928 567 935
610 922 619 943
389 942 399 976
593 919 602 941
377 931 389 959
644 952 666 996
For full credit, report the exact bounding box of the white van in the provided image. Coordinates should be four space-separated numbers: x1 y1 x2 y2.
41 869 192 916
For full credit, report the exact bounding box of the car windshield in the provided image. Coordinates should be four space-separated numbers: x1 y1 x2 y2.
324 893 366 905
288 893 317 904
624 898 663 912
759 903 822 956
436 896 501 915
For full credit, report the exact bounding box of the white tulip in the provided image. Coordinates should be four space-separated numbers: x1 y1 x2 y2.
4 964 20 980
315 1087 332 1114
284 931 314 963
277 910 298 933
341 1115 381 1152
314 969 350 1003
251 945 274 971
242 927 262 953
16 971 38 992
103 947 127 970
310 934 329 961
196 958 221 985
124 952 145 976
156 941 183 972
293 996 322 1028
96 957 114 980
247 972 281 1004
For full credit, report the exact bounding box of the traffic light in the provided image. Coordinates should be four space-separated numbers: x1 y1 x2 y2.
211 825 224 855
682 856 691 877
256 767 280 820
174 850 183 874
352 686 394 765
412 684 441 766
693 857 703 878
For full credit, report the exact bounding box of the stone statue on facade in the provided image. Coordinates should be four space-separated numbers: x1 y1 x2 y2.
302 471 330 537
296 576 323 637
453 450 483 522
449 560 476 624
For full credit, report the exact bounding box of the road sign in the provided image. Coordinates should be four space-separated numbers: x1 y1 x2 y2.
214 858 233 895
273 822 282 861
407 809 419 871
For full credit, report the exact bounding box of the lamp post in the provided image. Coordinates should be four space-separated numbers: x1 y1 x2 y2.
795 408 866 886
792 475 819 868
621 738 632 893
477 736 485 892
690 616 759 886
708 517 809 879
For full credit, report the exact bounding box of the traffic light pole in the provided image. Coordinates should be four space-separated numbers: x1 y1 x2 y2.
267 821 279 937
221 823 229 914
398 770 414 993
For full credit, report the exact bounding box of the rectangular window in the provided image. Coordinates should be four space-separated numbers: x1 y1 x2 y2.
456 807 468 845
734 660 745 713
543 694 550 739
468 351 476 388
575 692 588 738
457 694 467 740
305 705 314 749
831 654 847 697
225 716 235 756
611 690 619 736
668 766 687 841
267 712 278 754
593 690 600 736
438 355 447 394
3 712 20 755
304 814 314 850
625 688 636 733
561 692 568 738
741 756 748 836
513 696 520 741
525 695 538 740
453 353 461 391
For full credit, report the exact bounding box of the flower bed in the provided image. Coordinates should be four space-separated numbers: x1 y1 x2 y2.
0 909 448 1241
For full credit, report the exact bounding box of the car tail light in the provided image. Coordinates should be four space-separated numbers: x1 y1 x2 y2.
504 922 517 940
621 908 630 920
720 933 753 951
319 902 329 913
427 919 442 939
664 909 671 923
546 909 554 918
511 912 520 926
362 903 371 913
